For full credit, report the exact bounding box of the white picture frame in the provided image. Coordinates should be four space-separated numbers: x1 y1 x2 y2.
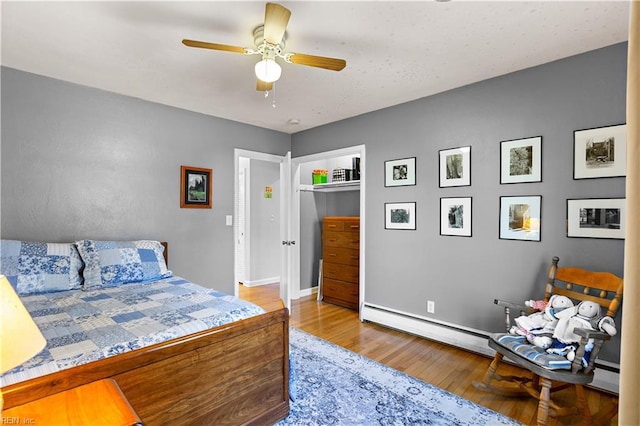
500 136 542 184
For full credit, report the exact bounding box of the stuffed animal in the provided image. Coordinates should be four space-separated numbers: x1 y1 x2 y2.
547 300 617 364
508 295 574 349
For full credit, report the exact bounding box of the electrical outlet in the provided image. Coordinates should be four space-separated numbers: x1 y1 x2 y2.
427 300 435 314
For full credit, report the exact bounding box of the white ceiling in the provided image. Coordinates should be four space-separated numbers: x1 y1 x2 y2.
1 1 631 134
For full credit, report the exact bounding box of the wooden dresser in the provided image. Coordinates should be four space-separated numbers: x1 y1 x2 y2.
322 216 360 311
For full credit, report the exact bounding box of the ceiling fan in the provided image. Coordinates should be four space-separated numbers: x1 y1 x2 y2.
182 2 346 92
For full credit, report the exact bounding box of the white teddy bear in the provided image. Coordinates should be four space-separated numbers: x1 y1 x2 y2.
547 300 617 363
508 295 574 349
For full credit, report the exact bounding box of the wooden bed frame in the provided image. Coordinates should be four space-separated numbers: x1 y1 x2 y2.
2 243 290 425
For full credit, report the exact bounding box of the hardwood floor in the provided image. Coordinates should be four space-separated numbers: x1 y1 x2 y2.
239 284 619 425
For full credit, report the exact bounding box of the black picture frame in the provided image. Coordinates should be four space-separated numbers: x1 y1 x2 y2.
500 136 542 184
384 157 416 187
573 124 627 179
440 197 472 237
567 198 625 239
439 146 471 188
384 202 417 230
499 195 541 241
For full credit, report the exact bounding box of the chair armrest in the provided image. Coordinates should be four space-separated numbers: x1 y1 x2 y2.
493 299 537 332
572 327 611 342
494 299 536 314
571 327 612 374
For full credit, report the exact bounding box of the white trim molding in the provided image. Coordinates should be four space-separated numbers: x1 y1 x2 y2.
361 302 619 394
242 276 280 288
298 286 318 299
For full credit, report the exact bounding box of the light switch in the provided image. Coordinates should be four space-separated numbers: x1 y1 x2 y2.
225 215 233 226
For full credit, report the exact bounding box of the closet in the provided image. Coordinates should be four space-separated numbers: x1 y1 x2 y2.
298 154 361 309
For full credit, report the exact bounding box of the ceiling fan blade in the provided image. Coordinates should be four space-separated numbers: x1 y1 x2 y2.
263 3 291 45
182 39 247 54
288 53 346 71
256 80 273 91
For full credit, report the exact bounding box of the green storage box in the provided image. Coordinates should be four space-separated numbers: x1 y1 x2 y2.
312 174 327 184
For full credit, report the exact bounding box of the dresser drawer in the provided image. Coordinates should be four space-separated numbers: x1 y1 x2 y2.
323 219 361 232
323 231 360 249
322 278 359 308
322 246 359 266
323 262 359 283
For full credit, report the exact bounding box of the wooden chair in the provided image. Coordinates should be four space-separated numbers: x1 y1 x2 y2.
473 256 623 425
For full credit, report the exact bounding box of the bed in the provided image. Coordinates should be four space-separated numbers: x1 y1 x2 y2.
0 239 289 425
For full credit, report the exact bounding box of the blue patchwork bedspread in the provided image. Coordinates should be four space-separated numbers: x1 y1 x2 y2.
1 276 265 387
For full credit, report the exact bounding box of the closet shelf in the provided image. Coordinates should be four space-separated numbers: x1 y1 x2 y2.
301 181 361 192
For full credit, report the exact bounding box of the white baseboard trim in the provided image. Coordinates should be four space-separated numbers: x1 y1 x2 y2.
361 302 619 394
298 286 318 298
242 276 280 288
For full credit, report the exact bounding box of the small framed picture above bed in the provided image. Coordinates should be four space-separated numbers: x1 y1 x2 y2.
180 165 213 208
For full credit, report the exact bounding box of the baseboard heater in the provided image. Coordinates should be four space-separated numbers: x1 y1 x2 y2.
361 302 620 394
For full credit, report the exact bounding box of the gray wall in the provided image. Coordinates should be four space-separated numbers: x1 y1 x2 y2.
1 67 290 294
248 159 280 282
291 43 627 363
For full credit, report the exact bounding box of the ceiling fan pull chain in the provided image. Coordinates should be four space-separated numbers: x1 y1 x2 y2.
272 83 277 108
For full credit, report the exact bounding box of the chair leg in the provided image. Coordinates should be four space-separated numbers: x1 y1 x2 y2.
484 352 503 384
574 384 592 426
536 377 552 426
473 352 530 396
473 352 503 391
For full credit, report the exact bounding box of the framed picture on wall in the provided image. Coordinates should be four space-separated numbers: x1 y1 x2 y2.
499 195 541 241
500 136 542 184
440 197 472 237
180 165 213 208
567 198 625 239
573 124 627 179
384 157 416 187
439 146 471 187
385 202 416 230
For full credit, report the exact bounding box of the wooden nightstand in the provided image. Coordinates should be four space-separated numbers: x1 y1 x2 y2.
2 379 143 425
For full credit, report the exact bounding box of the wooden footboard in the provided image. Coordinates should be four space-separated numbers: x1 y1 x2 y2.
2 307 290 425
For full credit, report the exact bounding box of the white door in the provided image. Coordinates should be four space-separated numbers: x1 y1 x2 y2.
280 152 292 311
235 166 247 284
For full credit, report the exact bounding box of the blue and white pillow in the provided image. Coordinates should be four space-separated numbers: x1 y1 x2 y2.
75 240 171 288
0 240 83 295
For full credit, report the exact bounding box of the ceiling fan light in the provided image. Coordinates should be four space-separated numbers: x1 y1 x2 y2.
255 59 282 83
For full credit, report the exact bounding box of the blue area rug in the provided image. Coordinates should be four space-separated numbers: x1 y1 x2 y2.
277 328 521 425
